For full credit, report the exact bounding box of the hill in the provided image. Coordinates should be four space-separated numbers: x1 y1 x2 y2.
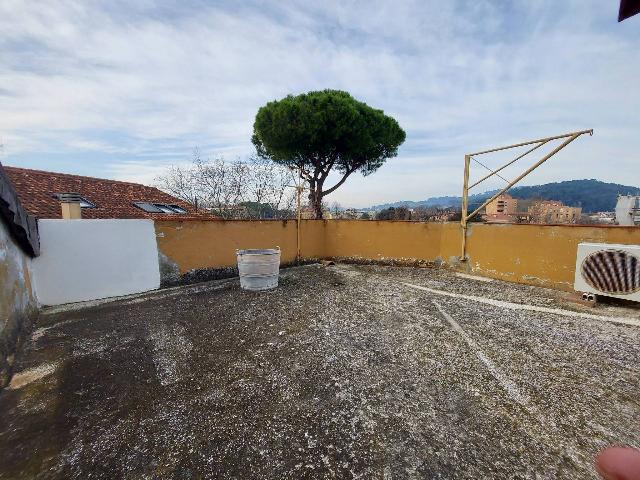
369 179 640 213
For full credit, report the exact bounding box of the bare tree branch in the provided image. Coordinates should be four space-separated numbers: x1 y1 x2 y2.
156 149 296 219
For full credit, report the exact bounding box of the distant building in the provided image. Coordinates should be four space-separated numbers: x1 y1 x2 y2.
484 193 518 223
615 195 640 226
587 212 616 224
528 200 581 224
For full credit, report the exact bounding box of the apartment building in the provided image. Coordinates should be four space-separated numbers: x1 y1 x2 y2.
483 193 519 223
528 200 582 224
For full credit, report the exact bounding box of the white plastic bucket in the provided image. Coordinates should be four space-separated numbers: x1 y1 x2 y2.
236 247 281 291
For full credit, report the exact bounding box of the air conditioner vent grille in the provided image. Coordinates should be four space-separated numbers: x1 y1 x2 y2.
580 249 640 294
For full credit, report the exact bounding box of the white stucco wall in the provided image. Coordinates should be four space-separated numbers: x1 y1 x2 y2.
33 219 160 306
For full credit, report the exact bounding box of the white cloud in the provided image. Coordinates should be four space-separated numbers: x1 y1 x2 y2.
0 0 638 207
107 159 182 186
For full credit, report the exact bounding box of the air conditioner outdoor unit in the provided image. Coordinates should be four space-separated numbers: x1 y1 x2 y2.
574 242 640 302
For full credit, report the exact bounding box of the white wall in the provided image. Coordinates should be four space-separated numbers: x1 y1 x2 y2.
615 195 640 226
33 219 160 306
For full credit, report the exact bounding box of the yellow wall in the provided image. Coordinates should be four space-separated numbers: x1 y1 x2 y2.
464 223 640 290
323 220 457 263
154 219 640 292
155 219 326 273
298 220 327 259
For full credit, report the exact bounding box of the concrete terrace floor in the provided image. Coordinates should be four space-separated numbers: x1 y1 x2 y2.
1 264 640 479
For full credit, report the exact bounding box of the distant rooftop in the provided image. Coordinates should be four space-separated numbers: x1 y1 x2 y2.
2 166 213 220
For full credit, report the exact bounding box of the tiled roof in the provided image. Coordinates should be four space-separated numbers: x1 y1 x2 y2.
3 166 215 220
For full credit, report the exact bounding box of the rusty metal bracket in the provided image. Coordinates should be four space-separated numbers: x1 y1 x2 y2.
460 129 593 260
287 168 309 262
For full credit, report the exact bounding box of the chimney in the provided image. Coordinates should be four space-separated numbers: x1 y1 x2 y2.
59 192 82 220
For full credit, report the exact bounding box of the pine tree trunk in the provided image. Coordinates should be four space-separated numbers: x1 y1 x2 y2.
309 189 324 219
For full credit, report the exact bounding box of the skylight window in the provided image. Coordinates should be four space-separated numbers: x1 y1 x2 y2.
79 198 96 208
133 202 188 214
156 204 177 214
53 193 96 208
168 205 187 214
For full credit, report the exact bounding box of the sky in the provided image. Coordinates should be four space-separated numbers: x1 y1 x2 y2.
1 1 639 208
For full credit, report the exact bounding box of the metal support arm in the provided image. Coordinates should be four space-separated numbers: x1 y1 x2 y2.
459 129 593 260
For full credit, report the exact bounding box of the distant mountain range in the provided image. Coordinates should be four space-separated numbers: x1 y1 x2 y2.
368 179 640 213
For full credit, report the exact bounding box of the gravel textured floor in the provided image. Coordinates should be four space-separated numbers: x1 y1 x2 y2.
0 264 639 479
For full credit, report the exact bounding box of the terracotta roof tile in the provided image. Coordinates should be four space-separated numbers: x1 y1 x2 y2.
3 166 216 220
